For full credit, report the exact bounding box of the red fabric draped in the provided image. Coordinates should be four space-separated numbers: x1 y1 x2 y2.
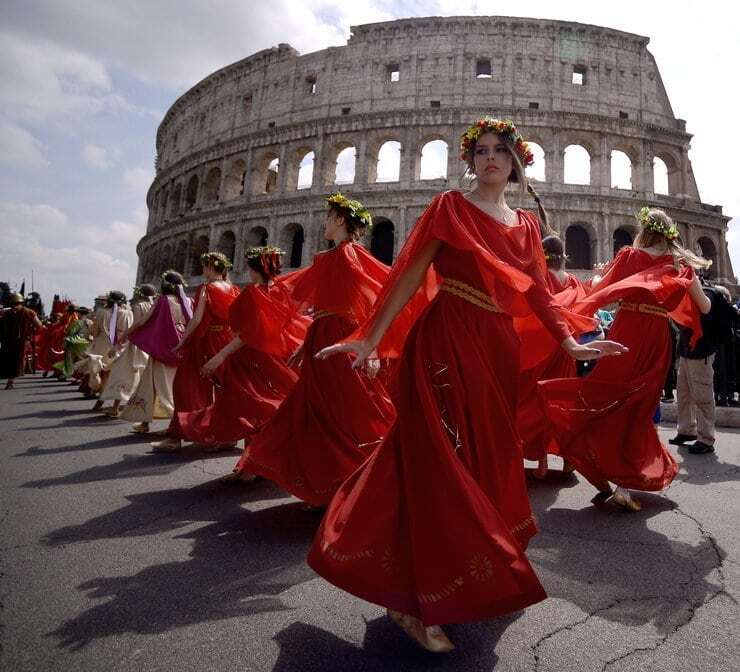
538 248 699 492
177 283 309 444
349 191 594 368
518 272 585 461
167 282 240 441
236 243 396 505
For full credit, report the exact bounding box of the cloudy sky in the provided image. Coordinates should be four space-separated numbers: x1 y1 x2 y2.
1 0 738 306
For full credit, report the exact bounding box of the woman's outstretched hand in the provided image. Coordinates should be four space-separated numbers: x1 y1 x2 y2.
567 339 629 361
315 339 374 370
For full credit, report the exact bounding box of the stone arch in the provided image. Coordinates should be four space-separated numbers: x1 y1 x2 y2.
563 145 591 185
280 223 305 268
216 230 236 264
418 139 448 180
168 183 182 218
184 174 199 209
612 227 634 256
565 224 592 269
202 166 221 203
159 244 172 275
653 150 681 196
296 150 315 190
223 158 247 200
653 156 670 195
374 139 402 183
697 236 717 277
174 239 188 274
245 225 269 247
370 217 395 265
253 152 279 194
334 145 356 185
610 150 633 190
190 234 210 276
525 142 546 182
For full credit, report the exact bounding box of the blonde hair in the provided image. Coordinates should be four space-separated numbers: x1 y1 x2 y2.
633 208 711 270
463 130 553 236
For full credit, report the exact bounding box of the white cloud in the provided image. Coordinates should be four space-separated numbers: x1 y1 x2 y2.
122 166 154 195
0 201 143 304
0 119 49 168
82 143 113 169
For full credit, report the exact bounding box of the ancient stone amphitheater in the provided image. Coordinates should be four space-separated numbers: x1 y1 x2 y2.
137 15 735 286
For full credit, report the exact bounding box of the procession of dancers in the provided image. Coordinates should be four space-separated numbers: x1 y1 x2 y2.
1 117 716 653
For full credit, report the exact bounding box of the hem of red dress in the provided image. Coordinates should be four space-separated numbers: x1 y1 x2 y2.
308 548 546 626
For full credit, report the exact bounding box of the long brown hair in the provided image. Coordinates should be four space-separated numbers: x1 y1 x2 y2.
633 208 711 271
463 130 553 236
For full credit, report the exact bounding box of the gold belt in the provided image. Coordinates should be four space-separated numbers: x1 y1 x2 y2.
208 325 225 332
313 310 335 321
619 302 668 318
439 278 502 313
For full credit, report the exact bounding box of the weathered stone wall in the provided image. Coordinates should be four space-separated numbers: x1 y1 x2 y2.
137 16 734 286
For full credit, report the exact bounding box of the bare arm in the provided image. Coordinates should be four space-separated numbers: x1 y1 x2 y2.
316 239 442 368
688 276 711 314
200 336 245 378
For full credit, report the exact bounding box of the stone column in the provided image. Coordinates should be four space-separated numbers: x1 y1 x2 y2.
277 143 290 194
547 131 563 186
355 137 370 185
640 141 654 198
399 127 418 189
596 134 610 190
217 156 227 202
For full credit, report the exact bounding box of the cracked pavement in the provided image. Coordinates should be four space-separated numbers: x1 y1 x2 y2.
1 374 738 671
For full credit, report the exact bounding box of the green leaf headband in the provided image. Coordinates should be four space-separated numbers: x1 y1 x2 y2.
460 117 534 166
200 251 233 271
245 245 284 259
326 192 373 229
636 207 679 241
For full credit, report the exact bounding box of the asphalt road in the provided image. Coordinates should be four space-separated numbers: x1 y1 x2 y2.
1 374 738 671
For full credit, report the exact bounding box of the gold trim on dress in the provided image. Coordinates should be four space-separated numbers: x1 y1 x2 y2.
619 301 668 318
439 277 503 313
207 324 225 331
312 310 335 321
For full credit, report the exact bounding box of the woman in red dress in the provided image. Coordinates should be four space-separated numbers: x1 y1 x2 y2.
518 235 587 478
539 207 711 511
309 119 626 652
151 252 240 452
232 194 396 504
177 246 308 447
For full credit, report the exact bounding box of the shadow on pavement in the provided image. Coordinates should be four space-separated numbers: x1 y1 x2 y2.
269 614 517 672
13 433 149 458
48 498 318 650
674 444 740 484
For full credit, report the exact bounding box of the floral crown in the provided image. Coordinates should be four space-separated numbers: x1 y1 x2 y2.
245 245 284 259
160 270 187 287
460 117 534 166
636 207 679 241
326 192 373 229
200 251 233 271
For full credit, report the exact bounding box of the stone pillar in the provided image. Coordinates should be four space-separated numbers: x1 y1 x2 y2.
313 132 329 191
597 134 610 190
399 127 418 189
217 156 227 202
355 137 370 185
242 148 254 201
547 131 563 185
447 129 460 188
277 143 289 194
640 142 654 198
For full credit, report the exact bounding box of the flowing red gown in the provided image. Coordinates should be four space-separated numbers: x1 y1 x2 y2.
36 324 54 372
518 272 585 462
308 191 591 626
166 282 240 441
538 247 701 491
235 242 396 506
177 282 309 444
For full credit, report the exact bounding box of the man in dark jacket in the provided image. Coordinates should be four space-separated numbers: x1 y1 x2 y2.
670 283 738 453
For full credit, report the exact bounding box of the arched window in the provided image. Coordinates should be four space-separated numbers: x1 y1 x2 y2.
223 159 247 200
190 234 210 276
419 140 448 180
610 150 632 189
563 145 591 185
376 140 401 182
525 142 546 182
185 175 199 209
697 236 717 277
168 184 182 219
335 146 356 185
653 156 669 195
280 223 304 268
565 224 592 269
202 167 221 203
296 151 314 190
246 225 268 247
370 218 395 265
217 231 236 264
174 240 188 274
612 228 633 256
265 158 279 193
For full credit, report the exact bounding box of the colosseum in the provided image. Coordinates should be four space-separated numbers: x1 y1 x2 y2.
137 15 735 288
